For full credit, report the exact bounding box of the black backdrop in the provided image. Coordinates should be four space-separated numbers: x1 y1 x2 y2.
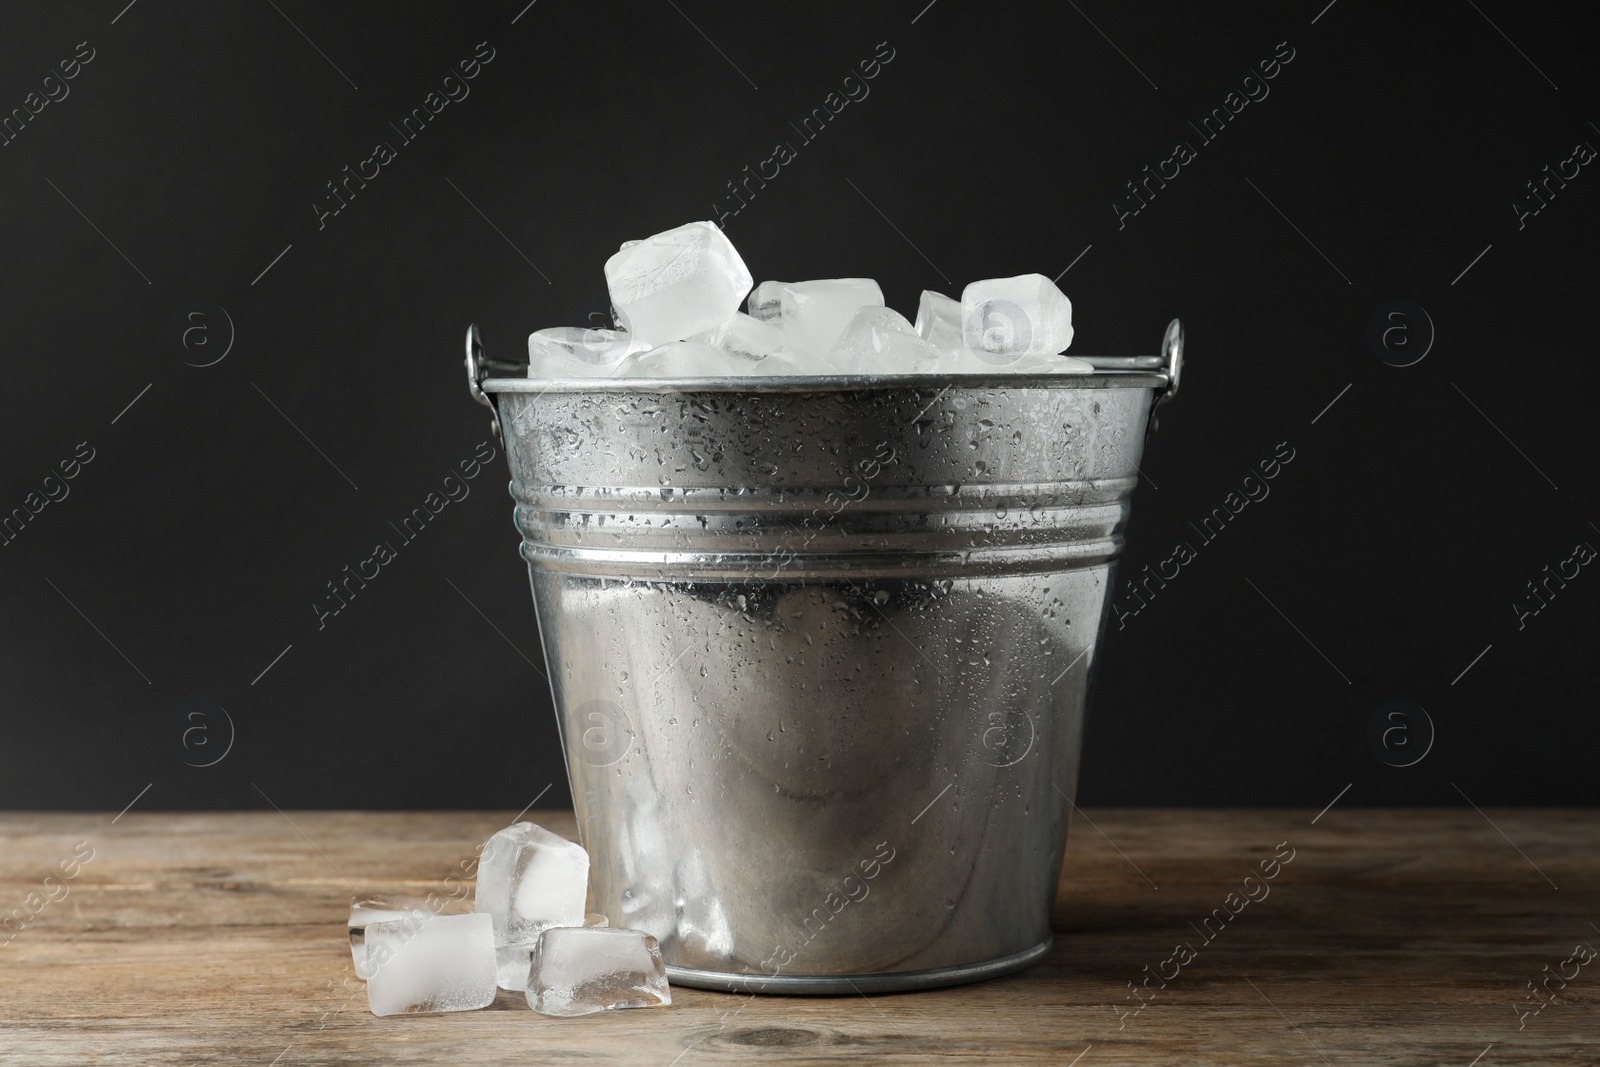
2 1 1594 811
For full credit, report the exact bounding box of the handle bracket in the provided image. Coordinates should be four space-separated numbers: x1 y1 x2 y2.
1145 318 1183 443
465 323 527 445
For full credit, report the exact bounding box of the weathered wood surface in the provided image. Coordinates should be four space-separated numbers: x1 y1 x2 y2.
1 809 1595 1065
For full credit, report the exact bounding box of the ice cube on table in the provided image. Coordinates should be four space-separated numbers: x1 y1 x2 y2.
528 327 638 377
830 306 945 374
604 221 752 346
914 290 965 351
350 895 437 926
746 278 884 359
474 822 589 990
528 926 671 1017
616 341 742 378
349 895 467 978
490 911 609 991
364 912 496 1017
474 822 590 939
961 274 1074 362
496 942 537 993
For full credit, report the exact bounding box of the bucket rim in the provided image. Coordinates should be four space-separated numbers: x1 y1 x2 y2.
480 368 1169 395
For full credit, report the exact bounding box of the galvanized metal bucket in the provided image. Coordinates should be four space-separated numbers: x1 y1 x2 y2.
464 320 1183 993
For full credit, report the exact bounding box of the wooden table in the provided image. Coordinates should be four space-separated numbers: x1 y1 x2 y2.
1 809 1594 1065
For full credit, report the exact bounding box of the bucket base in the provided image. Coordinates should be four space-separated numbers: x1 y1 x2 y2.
664 937 1053 995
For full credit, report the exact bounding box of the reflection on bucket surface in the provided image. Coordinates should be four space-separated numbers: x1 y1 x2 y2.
470 320 1182 993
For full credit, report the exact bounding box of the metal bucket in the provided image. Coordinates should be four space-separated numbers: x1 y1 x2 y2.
464 320 1183 994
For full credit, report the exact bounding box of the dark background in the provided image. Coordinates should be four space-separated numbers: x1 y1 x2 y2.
2 1 1594 811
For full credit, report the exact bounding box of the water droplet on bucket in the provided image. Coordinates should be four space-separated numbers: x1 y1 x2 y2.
873 590 889 606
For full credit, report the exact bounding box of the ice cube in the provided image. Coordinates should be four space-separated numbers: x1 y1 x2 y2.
350 895 437 926
474 822 589 990
994 353 1095 374
491 911 610 991
764 350 840 375
604 221 752 346
688 313 835 374
527 926 671 1017
746 278 884 359
364 912 496 1017
830 306 945 374
689 312 786 361
932 347 1096 374
348 894 467 978
914 290 965 351
962 274 1074 361
616 341 742 378
746 287 778 323
528 327 638 378
496 942 538 993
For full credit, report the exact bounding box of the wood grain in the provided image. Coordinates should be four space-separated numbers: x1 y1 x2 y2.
1 809 1595 1065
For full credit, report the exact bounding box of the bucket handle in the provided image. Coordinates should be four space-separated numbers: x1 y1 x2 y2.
465 322 526 445
1145 317 1183 443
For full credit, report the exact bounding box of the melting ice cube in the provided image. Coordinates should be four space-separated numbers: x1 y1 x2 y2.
746 278 884 359
493 911 617 993
348 894 468 979
364 912 497 1017
961 274 1074 361
991 352 1095 374
688 313 835 374
527 926 671 1017
605 221 753 346
616 341 743 377
914 290 965 351
689 312 787 361
527 327 639 377
473 822 589 991
830 306 945 374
